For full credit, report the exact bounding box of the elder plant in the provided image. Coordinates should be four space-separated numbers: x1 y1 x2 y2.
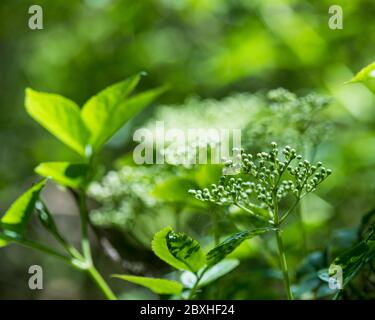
189 142 332 299
0 74 164 300
114 226 271 299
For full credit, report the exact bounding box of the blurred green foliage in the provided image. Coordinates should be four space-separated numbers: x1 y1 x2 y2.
1 0 375 299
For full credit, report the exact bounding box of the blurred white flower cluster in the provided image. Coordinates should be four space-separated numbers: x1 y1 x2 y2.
143 94 263 167
141 90 331 166
88 165 172 242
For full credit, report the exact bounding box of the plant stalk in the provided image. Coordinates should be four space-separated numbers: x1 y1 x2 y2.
188 272 204 300
78 191 117 300
296 202 308 255
0 235 74 266
87 265 117 300
79 191 93 265
272 187 293 300
274 229 293 300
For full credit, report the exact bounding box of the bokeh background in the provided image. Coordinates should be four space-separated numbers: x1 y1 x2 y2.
1 0 375 299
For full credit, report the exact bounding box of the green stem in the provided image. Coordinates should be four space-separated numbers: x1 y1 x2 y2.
79 192 92 264
279 197 300 224
87 266 117 300
274 229 293 300
235 203 270 223
78 191 117 300
272 187 293 300
296 202 308 255
187 266 210 300
0 234 76 268
174 205 181 232
38 201 84 260
211 205 220 245
188 273 203 300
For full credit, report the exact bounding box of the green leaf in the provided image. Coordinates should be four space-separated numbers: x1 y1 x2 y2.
82 75 165 151
358 208 375 239
152 226 206 272
347 62 375 94
112 275 183 295
0 180 46 246
329 230 375 288
206 228 271 266
199 259 240 287
181 259 240 289
35 162 89 189
25 89 90 157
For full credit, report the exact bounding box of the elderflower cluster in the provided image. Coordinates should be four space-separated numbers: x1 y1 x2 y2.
88 165 168 230
189 142 332 212
242 89 332 151
188 177 255 206
144 94 264 167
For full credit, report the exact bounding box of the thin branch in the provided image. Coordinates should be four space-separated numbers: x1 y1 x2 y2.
235 202 272 224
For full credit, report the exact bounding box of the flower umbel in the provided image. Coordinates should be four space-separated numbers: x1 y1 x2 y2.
189 142 332 300
189 142 332 225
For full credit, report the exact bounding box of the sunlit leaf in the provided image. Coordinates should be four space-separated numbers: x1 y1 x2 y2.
25 89 90 157
206 228 271 266
0 229 25 248
112 274 183 295
152 226 206 272
82 75 165 151
347 62 375 94
0 180 46 247
35 162 89 189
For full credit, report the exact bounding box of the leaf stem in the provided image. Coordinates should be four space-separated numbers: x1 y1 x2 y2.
279 197 300 224
235 203 271 223
87 265 117 300
188 275 201 300
0 234 77 268
38 201 84 260
187 268 208 300
78 191 117 300
296 202 308 255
